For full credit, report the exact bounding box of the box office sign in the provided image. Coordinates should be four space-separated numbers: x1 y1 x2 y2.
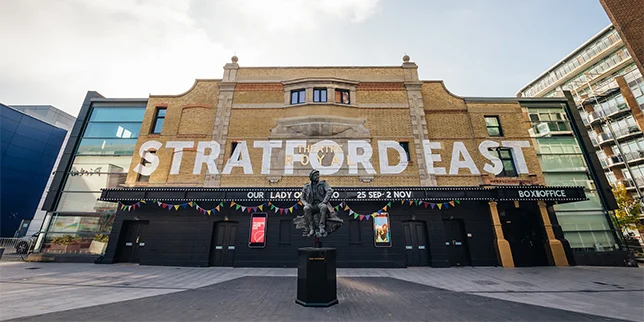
501 188 585 200
133 139 532 176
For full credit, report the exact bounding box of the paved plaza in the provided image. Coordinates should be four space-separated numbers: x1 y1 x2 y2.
0 262 642 321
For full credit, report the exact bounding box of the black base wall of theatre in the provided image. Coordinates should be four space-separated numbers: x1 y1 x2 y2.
296 248 338 307
573 250 631 267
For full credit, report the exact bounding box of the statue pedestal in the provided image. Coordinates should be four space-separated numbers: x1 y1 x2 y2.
295 247 338 307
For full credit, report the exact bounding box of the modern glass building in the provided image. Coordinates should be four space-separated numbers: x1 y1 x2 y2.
518 25 644 257
34 96 147 256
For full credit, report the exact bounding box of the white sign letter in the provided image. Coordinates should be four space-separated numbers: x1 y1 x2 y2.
309 140 344 175
133 140 162 176
348 140 376 175
378 140 408 174
478 140 503 175
193 141 220 174
166 141 194 175
222 141 253 174
422 140 446 175
253 140 282 175
284 140 307 175
449 142 480 175
502 141 531 174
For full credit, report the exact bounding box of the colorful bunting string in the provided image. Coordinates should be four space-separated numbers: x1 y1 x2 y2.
118 199 461 219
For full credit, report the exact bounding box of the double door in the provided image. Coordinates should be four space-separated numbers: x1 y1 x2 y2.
402 221 430 266
443 219 471 266
117 221 148 263
210 221 238 266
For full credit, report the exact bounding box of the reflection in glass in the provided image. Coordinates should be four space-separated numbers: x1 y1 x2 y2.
84 122 141 138
76 138 137 156
89 107 146 122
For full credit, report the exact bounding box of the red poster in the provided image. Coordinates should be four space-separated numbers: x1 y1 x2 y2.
250 216 266 244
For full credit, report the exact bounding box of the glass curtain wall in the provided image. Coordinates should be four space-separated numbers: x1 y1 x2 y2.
527 105 619 252
42 104 146 255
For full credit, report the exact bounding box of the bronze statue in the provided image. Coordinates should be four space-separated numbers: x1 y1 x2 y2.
294 170 343 238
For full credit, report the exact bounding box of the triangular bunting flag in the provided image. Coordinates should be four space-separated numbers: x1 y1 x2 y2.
128 206 132 211
216 205 220 212
383 205 388 211
377 209 382 214
219 202 224 207
241 206 247 212
293 204 299 210
247 208 252 213
401 200 405 205
414 200 419 206
279 209 284 214
298 201 302 206
437 203 442 210
140 200 146 204
268 201 272 206
423 202 429 208
387 201 391 207
157 201 162 207
174 205 180 210
258 205 263 211
181 204 187 209
443 202 449 209
344 204 350 211
289 207 293 213
366 215 371 220
252 207 258 212
189 202 194 207
354 213 359 219
132 204 137 210
430 203 436 209
449 201 455 207
359 215 365 220
455 200 461 204
161 203 167 209
230 201 236 208
349 209 354 215
235 205 241 210
274 208 278 213
335 206 339 211
207 210 211 215
409 200 414 206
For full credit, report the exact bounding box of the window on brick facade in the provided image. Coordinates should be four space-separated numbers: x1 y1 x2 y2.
290 89 305 104
485 116 503 137
313 88 327 102
230 141 238 157
335 89 350 104
488 148 518 177
151 107 166 134
399 141 411 162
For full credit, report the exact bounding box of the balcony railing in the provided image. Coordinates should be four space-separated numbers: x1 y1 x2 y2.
588 111 604 124
597 132 614 144
607 154 624 167
613 126 642 140
624 150 644 163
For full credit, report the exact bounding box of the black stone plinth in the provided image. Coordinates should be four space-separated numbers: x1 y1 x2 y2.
295 247 338 307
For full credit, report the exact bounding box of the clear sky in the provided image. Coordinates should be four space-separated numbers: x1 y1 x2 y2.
0 0 612 116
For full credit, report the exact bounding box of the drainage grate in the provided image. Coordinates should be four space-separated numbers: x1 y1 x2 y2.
472 280 499 285
506 281 536 287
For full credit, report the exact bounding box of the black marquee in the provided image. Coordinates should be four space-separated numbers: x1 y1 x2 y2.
100 185 587 203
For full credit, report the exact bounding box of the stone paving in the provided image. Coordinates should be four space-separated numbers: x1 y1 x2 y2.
0 262 642 321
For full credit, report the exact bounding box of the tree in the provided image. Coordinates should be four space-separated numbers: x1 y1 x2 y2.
612 183 643 233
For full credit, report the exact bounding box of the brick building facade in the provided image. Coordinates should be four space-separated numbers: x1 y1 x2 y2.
601 0 644 74
38 57 624 268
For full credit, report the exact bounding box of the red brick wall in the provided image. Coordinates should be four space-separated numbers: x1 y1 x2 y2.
600 0 644 73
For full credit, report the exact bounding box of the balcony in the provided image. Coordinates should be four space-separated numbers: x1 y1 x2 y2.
597 132 614 144
622 177 644 190
588 111 604 124
604 104 630 119
613 126 643 141
624 150 644 164
606 154 624 167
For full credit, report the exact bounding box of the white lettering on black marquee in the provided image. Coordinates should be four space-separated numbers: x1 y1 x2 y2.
518 190 567 198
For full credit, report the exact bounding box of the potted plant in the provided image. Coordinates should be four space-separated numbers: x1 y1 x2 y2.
48 235 79 253
89 234 109 254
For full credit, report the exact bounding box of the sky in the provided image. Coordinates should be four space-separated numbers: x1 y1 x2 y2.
0 0 611 117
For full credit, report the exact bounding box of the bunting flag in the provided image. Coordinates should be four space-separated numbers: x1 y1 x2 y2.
118 198 462 218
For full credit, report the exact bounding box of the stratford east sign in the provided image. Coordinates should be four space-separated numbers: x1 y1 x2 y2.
132 139 532 176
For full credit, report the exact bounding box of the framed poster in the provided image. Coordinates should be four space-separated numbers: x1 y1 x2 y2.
373 212 391 247
249 212 268 248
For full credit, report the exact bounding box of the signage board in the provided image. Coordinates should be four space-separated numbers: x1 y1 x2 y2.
249 213 267 248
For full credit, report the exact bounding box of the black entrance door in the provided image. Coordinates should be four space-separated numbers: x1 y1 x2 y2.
501 209 549 267
443 219 471 266
210 221 238 266
116 221 148 263
402 221 429 266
